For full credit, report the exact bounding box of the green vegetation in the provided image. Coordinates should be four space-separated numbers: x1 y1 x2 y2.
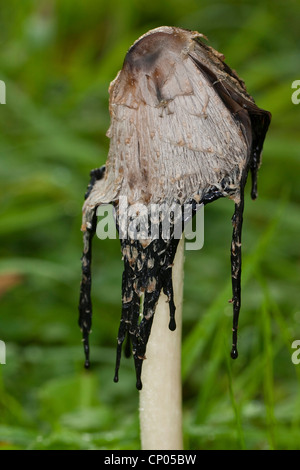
0 0 299 450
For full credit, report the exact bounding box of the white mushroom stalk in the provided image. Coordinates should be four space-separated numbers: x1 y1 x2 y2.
139 237 184 450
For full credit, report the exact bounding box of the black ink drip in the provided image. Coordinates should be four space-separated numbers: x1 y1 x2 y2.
78 217 96 369
230 188 244 360
114 218 181 390
78 167 105 369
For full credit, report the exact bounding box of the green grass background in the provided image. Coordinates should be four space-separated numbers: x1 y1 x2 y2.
0 0 299 450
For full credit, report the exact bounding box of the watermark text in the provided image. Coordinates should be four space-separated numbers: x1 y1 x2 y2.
291 340 300 364
0 340 6 364
0 80 6 104
291 80 300 105
96 197 204 251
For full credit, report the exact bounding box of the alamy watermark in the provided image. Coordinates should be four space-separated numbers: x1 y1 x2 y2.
291 80 300 105
0 340 6 364
291 340 300 365
0 80 6 104
96 197 204 251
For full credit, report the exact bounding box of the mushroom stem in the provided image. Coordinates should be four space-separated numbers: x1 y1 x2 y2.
139 237 185 450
